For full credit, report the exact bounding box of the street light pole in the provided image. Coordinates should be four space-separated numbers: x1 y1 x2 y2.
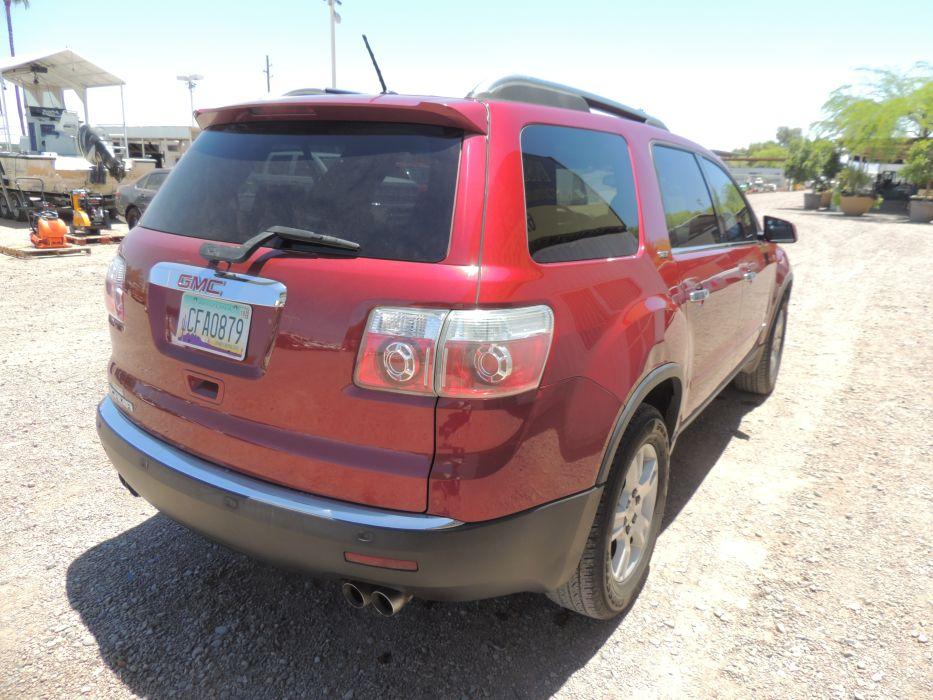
176 74 204 125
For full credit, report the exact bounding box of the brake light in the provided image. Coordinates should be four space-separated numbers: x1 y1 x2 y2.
353 307 447 395
437 306 554 398
105 254 126 324
354 305 554 399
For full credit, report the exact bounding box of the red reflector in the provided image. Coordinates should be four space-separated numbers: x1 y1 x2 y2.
344 552 419 571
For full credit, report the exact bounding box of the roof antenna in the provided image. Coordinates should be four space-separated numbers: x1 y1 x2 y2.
362 34 391 94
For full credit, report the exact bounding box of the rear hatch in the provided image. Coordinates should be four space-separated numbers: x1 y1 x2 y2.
109 111 485 512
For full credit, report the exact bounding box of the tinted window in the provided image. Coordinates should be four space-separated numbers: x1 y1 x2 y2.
522 125 639 263
652 145 720 248
146 172 167 189
142 122 462 263
700 158 757 242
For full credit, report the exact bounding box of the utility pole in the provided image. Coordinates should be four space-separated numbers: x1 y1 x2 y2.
263 55 272 93
324 0 342 89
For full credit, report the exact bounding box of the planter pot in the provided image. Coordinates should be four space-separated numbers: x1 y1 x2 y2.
820 190 832 208
909 198 933 223
839 195 875 217
803 192 821 210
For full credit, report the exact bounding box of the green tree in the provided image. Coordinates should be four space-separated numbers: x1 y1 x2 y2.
861 63 932 138
900 139 933 199
3 0 28 134
809 139 842 183
776 127 803 148
731 139 789 167
818 63 932 163
783 139 815 185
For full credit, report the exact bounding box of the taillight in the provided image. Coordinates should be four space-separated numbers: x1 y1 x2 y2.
105 254 126 324
354 305 554 399
437 306 554 398
353 307 448 395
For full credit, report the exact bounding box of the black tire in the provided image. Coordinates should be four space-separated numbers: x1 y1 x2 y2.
734 296 789 395
12 194 27 222
125 207 140 229
547 405 670 619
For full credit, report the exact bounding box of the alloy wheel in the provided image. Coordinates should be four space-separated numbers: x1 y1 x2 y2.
770 306 787 377
610 443 659 583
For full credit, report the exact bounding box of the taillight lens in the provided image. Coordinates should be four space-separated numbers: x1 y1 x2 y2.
437 306 554 398
354 305 554 399
353 307 448 395
105 254 126 323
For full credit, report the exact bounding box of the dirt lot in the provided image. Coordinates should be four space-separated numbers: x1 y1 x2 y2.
1 191 931 699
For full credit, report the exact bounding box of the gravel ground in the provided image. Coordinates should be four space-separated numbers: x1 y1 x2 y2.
1 191 931 699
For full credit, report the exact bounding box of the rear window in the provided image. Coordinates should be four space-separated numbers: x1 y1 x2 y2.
145 172 167 189
521 125 639 263
141 122 462 263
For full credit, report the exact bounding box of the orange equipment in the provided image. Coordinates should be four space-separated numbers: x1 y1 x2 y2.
31 212 68 249
15 177 69 249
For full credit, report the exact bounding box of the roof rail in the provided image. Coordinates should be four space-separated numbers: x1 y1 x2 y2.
466 75 667 131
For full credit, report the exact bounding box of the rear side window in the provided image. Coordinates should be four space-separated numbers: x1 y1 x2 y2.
699 158 757 242
521 125 639 263
142 122 462 263
146 172 167 189
652 145 720 248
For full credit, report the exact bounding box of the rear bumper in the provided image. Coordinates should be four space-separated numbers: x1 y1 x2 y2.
96 398 601 601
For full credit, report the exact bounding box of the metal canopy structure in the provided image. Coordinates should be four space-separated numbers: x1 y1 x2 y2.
0 48 124 89
0 49 128 153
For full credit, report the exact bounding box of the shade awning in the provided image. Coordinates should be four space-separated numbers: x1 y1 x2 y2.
0 49 124 91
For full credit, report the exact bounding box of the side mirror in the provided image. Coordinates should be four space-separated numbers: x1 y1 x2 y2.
763 215 797 243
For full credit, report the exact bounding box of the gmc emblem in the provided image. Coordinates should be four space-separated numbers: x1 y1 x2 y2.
177 274 225 295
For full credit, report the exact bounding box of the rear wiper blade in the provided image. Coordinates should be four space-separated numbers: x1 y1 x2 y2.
199 225 360 265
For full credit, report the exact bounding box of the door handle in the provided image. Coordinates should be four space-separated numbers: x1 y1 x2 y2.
742 270 757 282
688 287 710 303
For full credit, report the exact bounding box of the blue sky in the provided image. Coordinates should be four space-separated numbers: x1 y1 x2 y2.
3 0 930 150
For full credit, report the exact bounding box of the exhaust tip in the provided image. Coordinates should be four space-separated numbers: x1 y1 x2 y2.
341 581 372 609
118 475 139 497
371 588 412 617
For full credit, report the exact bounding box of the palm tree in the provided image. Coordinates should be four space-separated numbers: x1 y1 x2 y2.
3 0 28 134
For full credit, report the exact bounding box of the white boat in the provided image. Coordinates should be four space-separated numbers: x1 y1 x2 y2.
0 49 155 217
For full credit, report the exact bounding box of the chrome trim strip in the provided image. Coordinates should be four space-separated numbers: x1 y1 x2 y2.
148 262 287 308
99 397 461 531
671 240 759 255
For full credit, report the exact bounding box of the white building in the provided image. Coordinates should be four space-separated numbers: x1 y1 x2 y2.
100 125 198 168
725 166 787 188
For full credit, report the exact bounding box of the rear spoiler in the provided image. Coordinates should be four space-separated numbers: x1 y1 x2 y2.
195 95 488 134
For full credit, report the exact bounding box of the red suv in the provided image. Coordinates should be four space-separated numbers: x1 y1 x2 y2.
97 76 795 619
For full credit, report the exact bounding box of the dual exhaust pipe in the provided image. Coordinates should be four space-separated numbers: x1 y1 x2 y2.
342 581 412 617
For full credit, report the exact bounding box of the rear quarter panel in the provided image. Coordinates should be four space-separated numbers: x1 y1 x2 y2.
429 103 692 521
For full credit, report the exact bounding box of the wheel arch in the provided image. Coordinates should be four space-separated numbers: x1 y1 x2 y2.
595 363 683 484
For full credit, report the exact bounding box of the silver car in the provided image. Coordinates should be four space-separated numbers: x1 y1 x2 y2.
116 169 169 228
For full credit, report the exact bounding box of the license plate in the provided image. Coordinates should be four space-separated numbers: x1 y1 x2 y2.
175 293 252 361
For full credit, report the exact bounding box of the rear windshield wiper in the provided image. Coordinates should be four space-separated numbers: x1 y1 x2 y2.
199 225 361 265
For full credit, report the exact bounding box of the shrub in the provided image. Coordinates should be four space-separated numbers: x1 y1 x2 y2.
900 139 933 199
837 166 873 196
